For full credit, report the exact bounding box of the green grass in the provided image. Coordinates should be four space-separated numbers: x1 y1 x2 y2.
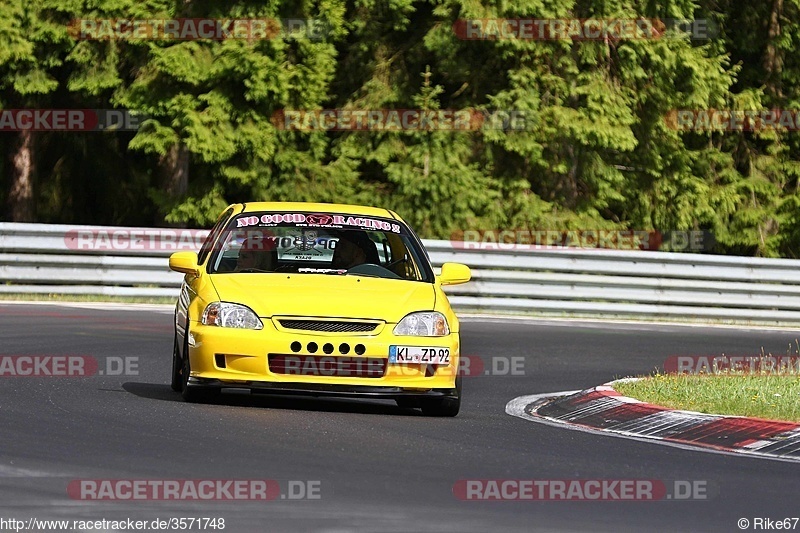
0 293 174 305
614 374 800 422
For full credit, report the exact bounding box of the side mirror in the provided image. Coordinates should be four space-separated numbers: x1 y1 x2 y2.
439 262 471 286
169 252 200 276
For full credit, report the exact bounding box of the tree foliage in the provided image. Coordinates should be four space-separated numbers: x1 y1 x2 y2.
2 0 800 256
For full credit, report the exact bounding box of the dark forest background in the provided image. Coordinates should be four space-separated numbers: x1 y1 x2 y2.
2 0 800 256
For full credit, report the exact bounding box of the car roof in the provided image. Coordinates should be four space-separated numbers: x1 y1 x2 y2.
236 202 399 220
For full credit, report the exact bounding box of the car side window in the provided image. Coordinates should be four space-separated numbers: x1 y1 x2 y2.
197 207 235 265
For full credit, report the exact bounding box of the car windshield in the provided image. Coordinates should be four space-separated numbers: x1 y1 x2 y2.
207 211 434 282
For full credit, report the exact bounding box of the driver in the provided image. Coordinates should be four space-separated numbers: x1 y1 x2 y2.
235 233 278 272
331 231 379 270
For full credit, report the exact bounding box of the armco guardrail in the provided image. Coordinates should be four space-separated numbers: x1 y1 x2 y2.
0 223 208 298
2 222 800 323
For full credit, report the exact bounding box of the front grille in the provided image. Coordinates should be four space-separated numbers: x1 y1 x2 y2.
268 355 386 378
277 319 379 333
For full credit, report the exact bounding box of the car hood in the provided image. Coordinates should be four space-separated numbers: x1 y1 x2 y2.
209 274 436 323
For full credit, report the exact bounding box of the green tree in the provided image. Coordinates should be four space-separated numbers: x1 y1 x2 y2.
0 0 75 221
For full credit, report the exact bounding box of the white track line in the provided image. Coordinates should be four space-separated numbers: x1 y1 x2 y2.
0 300 173 313
462 314 800 332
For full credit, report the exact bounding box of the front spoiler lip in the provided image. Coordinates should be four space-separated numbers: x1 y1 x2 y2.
186 377 458 400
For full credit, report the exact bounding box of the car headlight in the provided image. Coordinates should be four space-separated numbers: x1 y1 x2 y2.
202 302 263 330
393 312 450 336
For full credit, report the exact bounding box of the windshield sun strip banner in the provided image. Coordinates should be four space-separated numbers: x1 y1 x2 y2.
234 212 404 234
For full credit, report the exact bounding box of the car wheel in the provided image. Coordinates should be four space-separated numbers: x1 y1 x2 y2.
180 328 219 404
421 376 461 417
170 330 182 392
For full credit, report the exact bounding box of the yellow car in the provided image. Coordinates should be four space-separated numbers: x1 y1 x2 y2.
168 202 471 416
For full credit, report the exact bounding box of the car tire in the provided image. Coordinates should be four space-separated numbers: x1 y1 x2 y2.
421 376 461 417
170 330 182 392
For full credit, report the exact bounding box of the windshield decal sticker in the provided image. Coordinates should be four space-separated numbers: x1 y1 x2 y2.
235 213 402 233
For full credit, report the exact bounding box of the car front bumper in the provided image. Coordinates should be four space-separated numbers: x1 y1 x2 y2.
185 379 459 400
185 319 460 396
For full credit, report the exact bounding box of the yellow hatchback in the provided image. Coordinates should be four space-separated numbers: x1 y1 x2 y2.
168 202 471 416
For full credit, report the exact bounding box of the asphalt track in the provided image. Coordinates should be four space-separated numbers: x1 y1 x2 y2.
1 302 799 533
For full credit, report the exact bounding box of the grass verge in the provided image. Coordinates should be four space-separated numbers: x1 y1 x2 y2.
614 374 800 423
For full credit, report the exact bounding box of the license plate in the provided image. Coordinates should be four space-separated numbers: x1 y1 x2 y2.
389 346 450 364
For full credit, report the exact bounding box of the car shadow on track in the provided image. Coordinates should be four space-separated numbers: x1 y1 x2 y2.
122 382 425 416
